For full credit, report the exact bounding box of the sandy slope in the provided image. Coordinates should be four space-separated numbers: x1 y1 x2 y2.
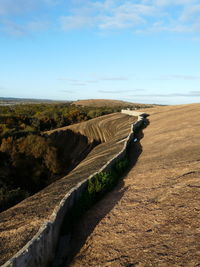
71 103 200 267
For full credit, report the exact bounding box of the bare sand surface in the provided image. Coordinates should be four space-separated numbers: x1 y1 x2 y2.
70 104 200 267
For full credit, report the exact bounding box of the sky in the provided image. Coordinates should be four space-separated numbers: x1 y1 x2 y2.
0 0 200 105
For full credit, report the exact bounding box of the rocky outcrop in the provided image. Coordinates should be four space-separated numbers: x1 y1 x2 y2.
0 113 138 266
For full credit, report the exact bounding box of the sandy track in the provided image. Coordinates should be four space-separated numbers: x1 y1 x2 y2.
71 104 200 267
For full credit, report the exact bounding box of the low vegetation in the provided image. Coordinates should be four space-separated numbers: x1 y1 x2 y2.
61 156 129 234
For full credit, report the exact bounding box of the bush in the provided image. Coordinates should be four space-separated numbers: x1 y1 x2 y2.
76 156 128 217
61 155 129 235
0 186 29 212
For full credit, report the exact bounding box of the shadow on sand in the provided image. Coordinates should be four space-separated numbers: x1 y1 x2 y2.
51 118 150 267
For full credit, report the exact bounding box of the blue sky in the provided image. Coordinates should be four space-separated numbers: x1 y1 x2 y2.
0 0 200 105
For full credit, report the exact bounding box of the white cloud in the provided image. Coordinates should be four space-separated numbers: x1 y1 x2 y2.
0 20 27 36
0 0 56 36
58 75 129 85
161 75 200 80
0 0 59 16
59 89 75 93
0 0 36 16
0 18 50 36
27 19 50 31
128 94 192 98
99 89 145 94
60 15 95 30
60 1 157 31
190 90 200 95
71 83 86 86
2 0 200 36
153 0 198 6
97 76 128 81
180 4 200 22
59 0 200 34
130 91 200 97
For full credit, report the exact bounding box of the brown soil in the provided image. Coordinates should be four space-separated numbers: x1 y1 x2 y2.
72 99 153 108
70 103 200 267
0 113 137 266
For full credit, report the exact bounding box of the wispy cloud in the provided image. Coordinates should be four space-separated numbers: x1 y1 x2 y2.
57 75 129 86
60 1 157 31
189 90 200 95
131 91 200 97
97 76 128 81
70 83 86 86
99 89 145 94
0 0 59 16
140 74 200 81
2 0 200 36
0 20 27 37
160 75 200 80
0 0 57 36
58 78 80 82
59 0 200 34
85 80 98 84
27 18 50 31
59 89 75 93
0 18 50 37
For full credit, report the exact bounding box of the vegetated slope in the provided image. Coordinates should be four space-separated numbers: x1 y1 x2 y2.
72 99 154 108
0 112 137 265
71 103 200 267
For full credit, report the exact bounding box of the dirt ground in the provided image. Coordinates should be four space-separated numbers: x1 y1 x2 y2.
70 103 200 267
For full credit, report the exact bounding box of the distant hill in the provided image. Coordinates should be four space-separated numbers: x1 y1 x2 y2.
72 99 154 108
0 97 71 105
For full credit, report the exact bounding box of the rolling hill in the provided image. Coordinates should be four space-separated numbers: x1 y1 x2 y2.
72 99 154 108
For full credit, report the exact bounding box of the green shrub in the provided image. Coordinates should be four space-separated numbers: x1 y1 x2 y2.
61 155 129 235
76 156 128 216
114 157 129 175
